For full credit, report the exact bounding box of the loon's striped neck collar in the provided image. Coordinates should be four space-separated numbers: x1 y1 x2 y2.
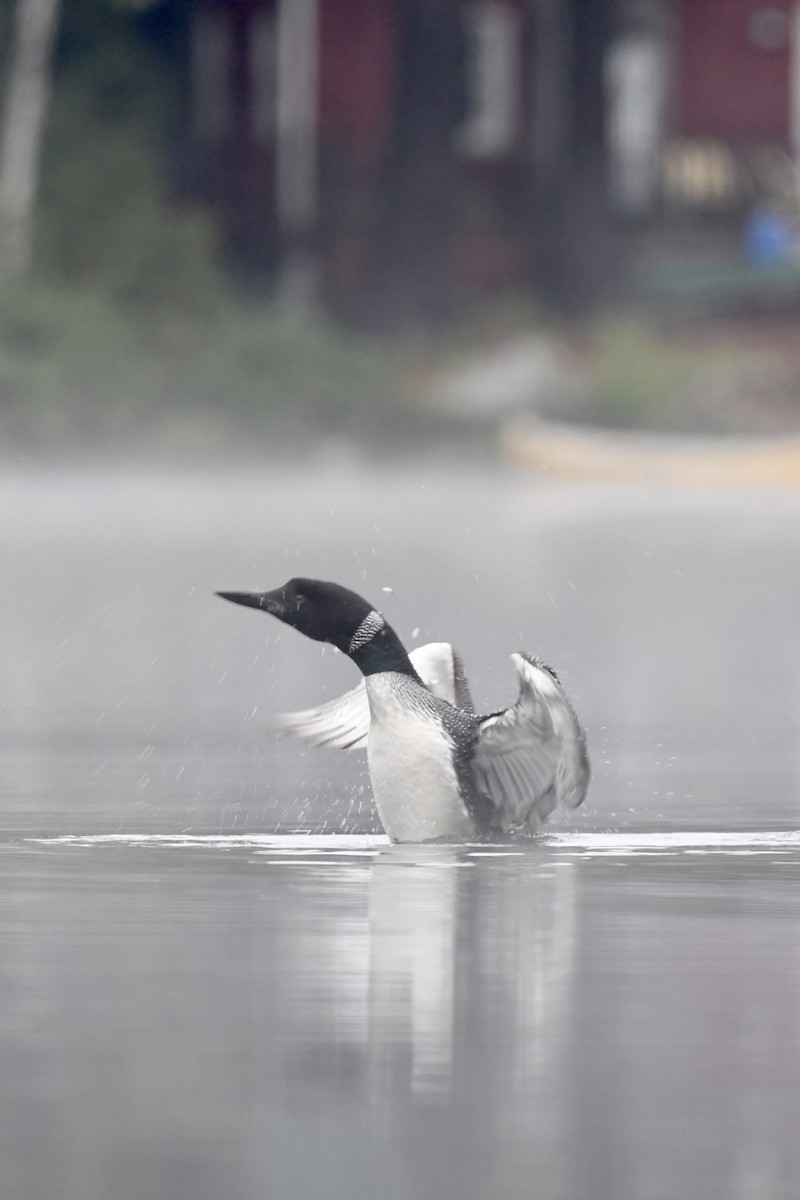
348 614 419 678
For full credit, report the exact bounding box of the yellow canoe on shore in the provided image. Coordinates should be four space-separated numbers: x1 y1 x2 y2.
501 419 800 487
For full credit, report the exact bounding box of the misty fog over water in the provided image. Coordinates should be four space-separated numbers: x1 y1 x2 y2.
5 460 800 835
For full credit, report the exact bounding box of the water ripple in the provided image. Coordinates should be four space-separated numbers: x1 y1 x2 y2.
549 830 800 857
18 829 800 861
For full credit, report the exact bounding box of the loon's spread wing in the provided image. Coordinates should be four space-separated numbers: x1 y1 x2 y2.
416 641 474 712
270 642 472 749
471 654 590 833
271 679 371 749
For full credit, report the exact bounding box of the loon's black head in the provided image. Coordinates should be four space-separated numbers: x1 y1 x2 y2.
217 577 386 657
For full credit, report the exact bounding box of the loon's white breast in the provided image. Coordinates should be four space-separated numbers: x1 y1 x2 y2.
364 672 476 843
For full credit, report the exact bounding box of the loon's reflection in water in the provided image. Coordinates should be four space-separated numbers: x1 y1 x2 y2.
5 833 800 1200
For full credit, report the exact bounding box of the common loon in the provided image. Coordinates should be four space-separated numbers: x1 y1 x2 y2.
217 578 589 843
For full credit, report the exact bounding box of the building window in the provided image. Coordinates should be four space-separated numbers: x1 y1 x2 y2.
748 8 790 50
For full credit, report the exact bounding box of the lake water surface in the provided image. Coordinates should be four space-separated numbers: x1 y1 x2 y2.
2 465 800 1199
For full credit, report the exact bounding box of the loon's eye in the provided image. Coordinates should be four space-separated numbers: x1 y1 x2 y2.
294 594 306 609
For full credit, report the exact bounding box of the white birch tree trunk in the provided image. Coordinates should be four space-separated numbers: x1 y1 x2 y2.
0 0 61 282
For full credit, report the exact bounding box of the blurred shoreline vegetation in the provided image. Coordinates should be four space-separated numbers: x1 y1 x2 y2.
0 3 415 457
1 0 798 457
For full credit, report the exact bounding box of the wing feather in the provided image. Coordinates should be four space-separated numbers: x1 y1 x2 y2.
268 642 471 750
270 681 370 749
471 654 590 833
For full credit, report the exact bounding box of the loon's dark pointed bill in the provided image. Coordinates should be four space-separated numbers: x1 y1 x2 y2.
216 591 275 611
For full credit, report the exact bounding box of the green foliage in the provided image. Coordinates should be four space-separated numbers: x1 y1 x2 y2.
584 318 712 432
0 280 408 455
0 1 419 456
36 16 219 312
39 131 222 313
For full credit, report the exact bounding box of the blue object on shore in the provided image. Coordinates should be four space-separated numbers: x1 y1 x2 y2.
744 209 794 265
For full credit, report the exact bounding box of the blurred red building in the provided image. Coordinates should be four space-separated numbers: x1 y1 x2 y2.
183 0 800 302
676 0 795 145
187 0 535 299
